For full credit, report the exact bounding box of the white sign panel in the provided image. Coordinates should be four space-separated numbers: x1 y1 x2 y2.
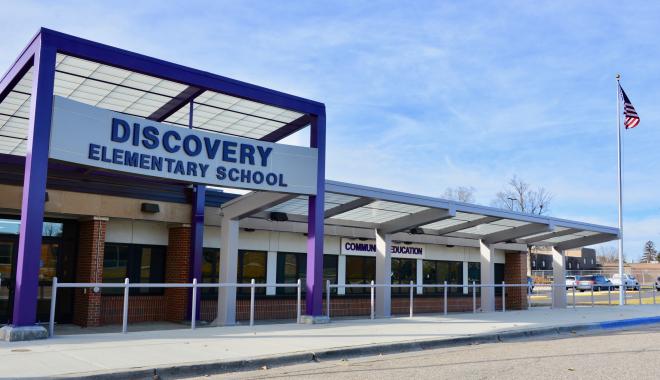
49 96 318 194
340 238 425 259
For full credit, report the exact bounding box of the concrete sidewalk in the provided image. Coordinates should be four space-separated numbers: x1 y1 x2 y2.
2 306 660 379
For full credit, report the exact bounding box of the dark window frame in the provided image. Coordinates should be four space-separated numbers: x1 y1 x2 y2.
102 243 166 296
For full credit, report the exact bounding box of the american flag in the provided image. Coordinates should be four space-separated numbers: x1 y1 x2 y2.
619 84 640 129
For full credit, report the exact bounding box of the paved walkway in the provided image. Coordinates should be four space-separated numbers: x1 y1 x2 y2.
2 305 660 379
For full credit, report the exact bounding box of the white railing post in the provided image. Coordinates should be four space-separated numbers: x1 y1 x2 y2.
122 278 129 334
49 277 58 337
638 285 642 305
370 280 375 320
608 285 612 305
326 280 331 318
249 279 255 327
443 281 448 315
502 281 506 313
296 279 301 323
572 285 576 309
653 284 657 305
409 280 414 318
472 281 476 313
191 278 197 330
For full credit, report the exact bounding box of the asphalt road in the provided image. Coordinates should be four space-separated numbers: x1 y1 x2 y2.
200 324 660 380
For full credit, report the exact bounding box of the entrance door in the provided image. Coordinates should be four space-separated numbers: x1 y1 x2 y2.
0 218 77 325
0 238 16 324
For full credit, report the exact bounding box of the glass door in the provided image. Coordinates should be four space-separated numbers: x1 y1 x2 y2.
0 238 16 325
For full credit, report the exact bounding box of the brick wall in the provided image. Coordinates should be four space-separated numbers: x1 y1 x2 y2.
198 295 504 322
504 251 529 310
165 226 191 322
72 218 107 327
101 295 167 324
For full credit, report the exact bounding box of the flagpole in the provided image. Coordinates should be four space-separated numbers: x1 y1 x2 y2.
616 73 625 306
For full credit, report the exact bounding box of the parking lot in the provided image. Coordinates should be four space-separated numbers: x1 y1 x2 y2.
528 286 658 307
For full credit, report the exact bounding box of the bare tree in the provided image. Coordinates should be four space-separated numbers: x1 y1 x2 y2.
642 241 657 263
443 186 476 203
491 176 552 215
597 245 626 264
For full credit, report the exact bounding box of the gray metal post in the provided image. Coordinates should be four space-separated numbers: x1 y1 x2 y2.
122 278 129 333
326 280 331 318
608 285 612 305
370 280 375 320
472 281 476 313
296 279 301 323
249 279 255 327
653 285 656 305
443 281 448 315
502 281 506 312
638 285 642 305
572 285 576 309
409 280 414 318
49 277 58 337
191 278 197 330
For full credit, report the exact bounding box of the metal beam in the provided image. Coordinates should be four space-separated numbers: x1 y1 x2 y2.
250 211 378 229
221 191 297 220
324 197 373 219
482 223 554 245
148 86 204 122
432 216 500 236
517 228 581 245
0 30 40 104
260 114 312 142
555 233 618 251
378 207 456 235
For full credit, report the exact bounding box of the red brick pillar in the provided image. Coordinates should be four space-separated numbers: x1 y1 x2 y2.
165 225 191 322
73 217 108 327
504 251 529 310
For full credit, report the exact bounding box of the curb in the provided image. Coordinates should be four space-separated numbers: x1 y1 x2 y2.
47 316 660 380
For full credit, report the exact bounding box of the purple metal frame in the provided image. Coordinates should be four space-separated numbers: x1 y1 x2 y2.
12 39 56 326
1 28 327 326
306 113 326 316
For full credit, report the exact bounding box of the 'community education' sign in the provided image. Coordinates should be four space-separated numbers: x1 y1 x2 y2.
49 97 318 194
340 238 425 259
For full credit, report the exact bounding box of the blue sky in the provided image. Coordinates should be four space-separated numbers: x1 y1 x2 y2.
1 1 659 260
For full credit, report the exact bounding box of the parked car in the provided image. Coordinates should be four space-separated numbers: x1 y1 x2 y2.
527 276 535 293
610 273 640 290
565 275 580 289
576 275 612 292
655 276 660 291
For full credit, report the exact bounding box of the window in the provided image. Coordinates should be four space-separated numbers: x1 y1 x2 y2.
201 248 220 298
0 219 63 236
345 256 375 294
276 253 339 294
391 258 416 294
324 255 339 294
568 262 572 269
102 244 165 295
238 250 267 295
423 260 463 295
0 243 11 265
495 263 504 295
542 260 546 268
532 260 536 268
277 252 306 295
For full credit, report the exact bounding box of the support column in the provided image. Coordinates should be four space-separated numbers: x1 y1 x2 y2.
4 40 56 341
216 217 239 325
266 251 277 295
337 255 346 295
375 230 392 317
302 113 327 323
504 251 528 310
479 240 495 312
166 225 191 322
552 247 567 308
73 217 108 327
189 185 205 321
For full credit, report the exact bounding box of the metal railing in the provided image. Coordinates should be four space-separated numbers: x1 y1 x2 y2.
48 277 302 337
325 280 537 319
